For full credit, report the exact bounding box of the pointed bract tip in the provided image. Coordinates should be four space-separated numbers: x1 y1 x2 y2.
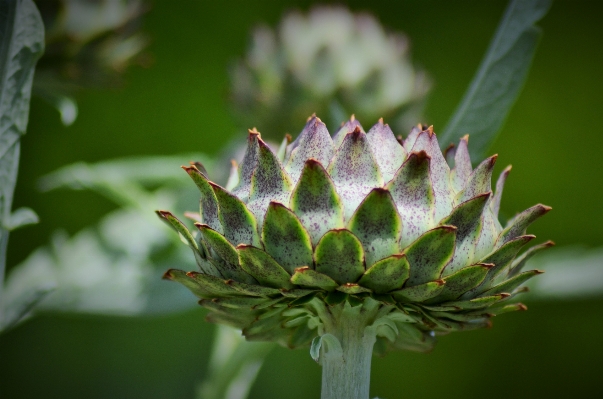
306 113 316 122
480 263 496 270
351 125 363 138
350 114 356 121
371 187 390 196
439 224 458 231
248 128 261 138
193 222 210 231
435 279 446 286
544 240 556 247
378 117 384 124
162 269 175 280
285 133 292 143
504 165 512 173
540 205 553 212
236 243 253 250
294 266 311 272
426 125 434 136
518 303 528 311
304 157 323 167
268 200 286 210
396 135 404 145
156 210 173 219
535 269 545 274
343 283 358 288
489 154 498 165
230 159 238 168
499 293 511 298
185 271 200 278
225 279 235 285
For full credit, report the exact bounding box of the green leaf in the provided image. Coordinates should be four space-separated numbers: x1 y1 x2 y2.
327 128 383 220
314 229 365 285
348 188 402 266
290 267 338 291
387 151 435 248
358 255 410 294
211 182 261 247
0 0 45 323
238 245 294 289
391 280 445 303
480 269 543 297
404 226 456 286
440 0 552 158
197 224 256 284
290 159 344 245
431 264 492 302
262 202 314 274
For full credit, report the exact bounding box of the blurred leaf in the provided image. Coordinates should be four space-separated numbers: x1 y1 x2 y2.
197 325 273 399
5 207 199 320
0 0 45 327
527 246 603 300
4 207 39 231
36 91 78 126
38 154 212 208
439 0 551 158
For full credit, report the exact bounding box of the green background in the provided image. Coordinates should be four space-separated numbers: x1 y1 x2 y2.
2 1 603 398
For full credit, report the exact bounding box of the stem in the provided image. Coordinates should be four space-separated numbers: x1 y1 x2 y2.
319 302 379 399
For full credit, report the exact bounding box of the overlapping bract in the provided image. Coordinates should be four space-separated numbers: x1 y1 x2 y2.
160 117 551 353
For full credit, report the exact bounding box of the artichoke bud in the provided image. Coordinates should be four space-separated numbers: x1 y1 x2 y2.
160 116 551 353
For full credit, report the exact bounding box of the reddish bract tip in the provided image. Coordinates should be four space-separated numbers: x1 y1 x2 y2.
350 126 364 140
499 293 511 298
518 303 528 311
230 159 238 168
435 279 446 286
480 263 496 270
162 269 175 280
186 271 199 278
285 133 292 143
461 134 469 142
294 266 311 273
378 117 384 124
488 154 499 166
350 114 356 121
156 210 172 218
396 135 403 145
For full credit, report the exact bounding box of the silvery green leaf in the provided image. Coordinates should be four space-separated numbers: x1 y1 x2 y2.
440 0 552 159
0 0 45 324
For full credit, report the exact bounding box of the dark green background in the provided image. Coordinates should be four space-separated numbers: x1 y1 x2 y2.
2 1 602 398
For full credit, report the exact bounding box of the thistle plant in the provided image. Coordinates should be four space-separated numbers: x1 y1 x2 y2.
160 115 551 398
230 6 429 138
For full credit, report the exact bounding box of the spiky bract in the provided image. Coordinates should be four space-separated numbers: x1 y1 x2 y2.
160 116 551 353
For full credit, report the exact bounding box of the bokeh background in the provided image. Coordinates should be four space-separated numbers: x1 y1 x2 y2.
2 1 603 398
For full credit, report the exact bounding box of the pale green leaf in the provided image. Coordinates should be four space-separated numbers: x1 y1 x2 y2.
440 0 552 159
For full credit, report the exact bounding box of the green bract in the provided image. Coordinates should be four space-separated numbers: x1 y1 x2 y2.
160 116 551 353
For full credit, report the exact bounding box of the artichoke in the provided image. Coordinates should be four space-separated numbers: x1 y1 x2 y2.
230 6 429 139
160 116 551 354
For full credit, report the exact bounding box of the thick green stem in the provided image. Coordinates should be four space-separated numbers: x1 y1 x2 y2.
319 302 379 399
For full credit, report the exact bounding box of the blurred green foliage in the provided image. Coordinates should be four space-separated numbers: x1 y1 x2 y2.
1 1 603 398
